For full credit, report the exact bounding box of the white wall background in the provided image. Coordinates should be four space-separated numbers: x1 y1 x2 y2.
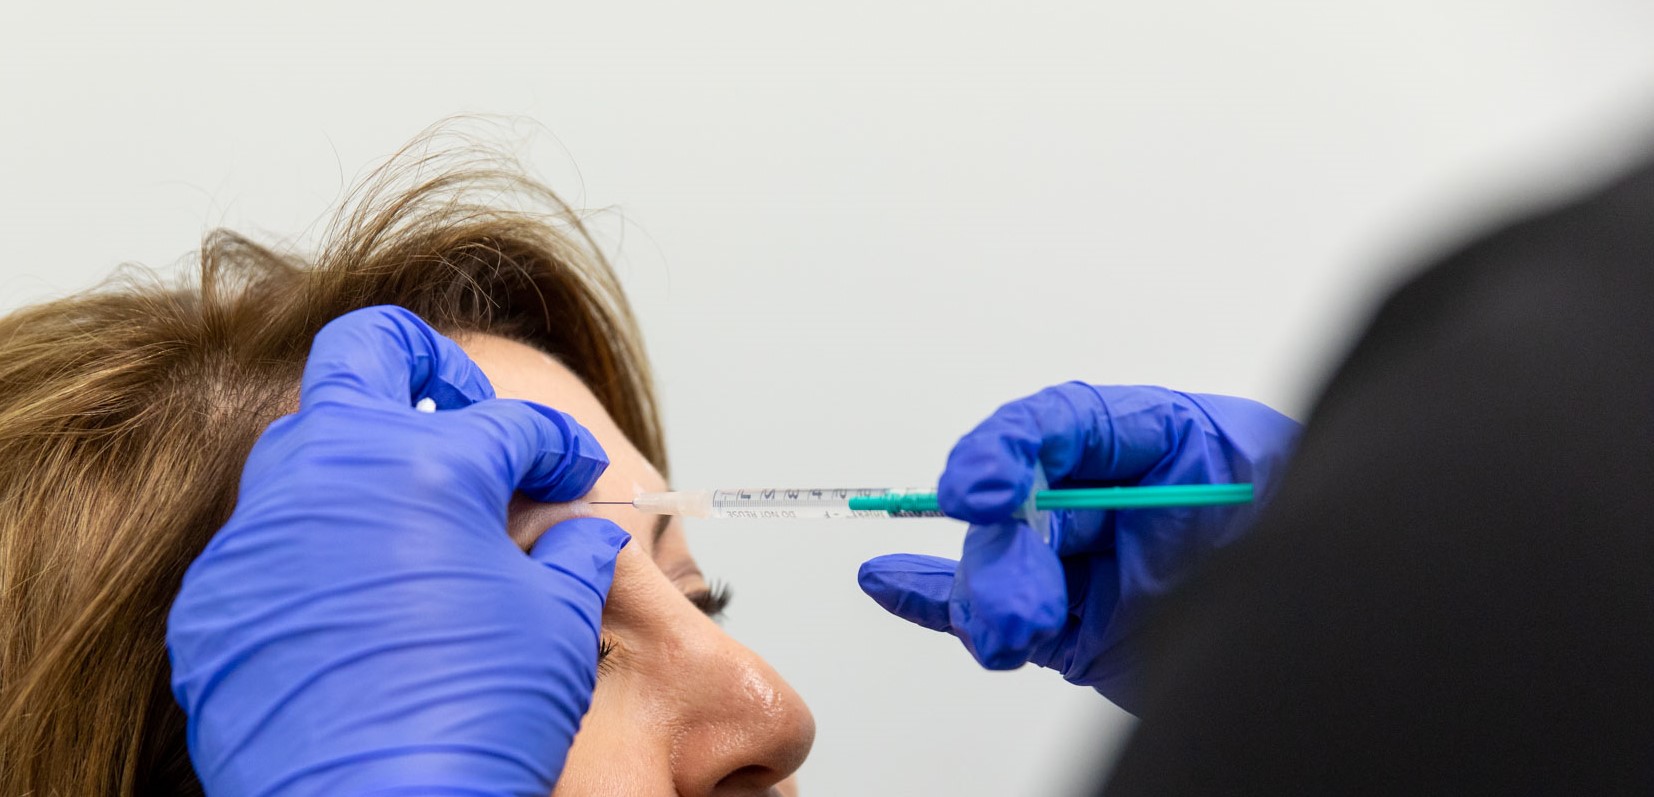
4 2 1653 794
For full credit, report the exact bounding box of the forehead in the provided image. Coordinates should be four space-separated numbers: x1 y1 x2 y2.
455 333 668 543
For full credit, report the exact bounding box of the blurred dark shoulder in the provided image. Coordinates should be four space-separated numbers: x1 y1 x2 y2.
1101 151 1654 796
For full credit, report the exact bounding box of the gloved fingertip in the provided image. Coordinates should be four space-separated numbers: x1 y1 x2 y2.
424 340 496 409
937 480 1024 524
421 367 495 410
856 554 957 633
301 305 507 414
937 426 1041 523
546 442 608 504
479 401 610 503
528 517 631 597
566 422 610 484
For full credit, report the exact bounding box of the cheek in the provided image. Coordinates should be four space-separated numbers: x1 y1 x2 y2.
555 549 695 793
555 548 677 793
555 672 671 796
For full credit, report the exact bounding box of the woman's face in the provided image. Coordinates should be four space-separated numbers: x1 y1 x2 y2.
459 334 815 796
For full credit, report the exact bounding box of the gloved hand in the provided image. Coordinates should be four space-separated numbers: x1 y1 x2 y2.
858 382 1299 714
168 306 627 796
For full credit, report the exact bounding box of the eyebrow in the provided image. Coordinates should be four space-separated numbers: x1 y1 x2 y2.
651 514 671 547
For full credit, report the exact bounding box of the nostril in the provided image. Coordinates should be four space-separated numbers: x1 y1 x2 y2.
714 764 781 793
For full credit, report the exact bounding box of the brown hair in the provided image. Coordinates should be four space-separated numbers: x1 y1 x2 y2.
0 124 666 796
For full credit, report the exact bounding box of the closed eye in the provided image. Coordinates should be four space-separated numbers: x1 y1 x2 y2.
597 581 731 676
684 580 731 621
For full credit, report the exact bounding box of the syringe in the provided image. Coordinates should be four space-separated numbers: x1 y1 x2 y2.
587 483 1254 520
591 488 929 519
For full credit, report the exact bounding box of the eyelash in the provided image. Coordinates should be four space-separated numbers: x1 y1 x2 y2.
689 580 732 620
594 580 732 671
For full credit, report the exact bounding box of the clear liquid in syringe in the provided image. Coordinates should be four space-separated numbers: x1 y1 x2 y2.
709 487 891 519
628 487 934 519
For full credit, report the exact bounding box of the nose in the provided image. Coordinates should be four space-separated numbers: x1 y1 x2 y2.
671 630 817 796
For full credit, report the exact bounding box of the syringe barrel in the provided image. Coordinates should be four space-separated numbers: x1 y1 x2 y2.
706 487 899 519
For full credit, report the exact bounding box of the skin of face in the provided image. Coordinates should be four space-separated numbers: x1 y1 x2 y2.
458 334 815 797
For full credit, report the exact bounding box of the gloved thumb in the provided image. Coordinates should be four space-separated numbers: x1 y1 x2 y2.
528 517 631 604
858 554 958 633
860 527 1068 673
950 520 1067 670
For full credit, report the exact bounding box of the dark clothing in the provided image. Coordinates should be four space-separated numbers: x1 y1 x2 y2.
1104 159 1654 794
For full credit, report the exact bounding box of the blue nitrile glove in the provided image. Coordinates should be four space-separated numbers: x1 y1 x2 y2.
858 382 1299 714
167 305 627 797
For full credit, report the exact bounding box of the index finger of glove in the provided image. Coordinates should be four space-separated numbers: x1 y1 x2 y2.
459 399 611 503
857 554 959 633
299 305 496 411
938 383 1194 523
